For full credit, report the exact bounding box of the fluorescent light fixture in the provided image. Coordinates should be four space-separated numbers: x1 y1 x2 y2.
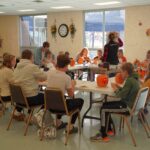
0 12 5 14
51 6 73 9
18 9 35 12
94 1 120 6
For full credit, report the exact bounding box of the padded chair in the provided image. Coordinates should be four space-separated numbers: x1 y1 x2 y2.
40 87 81 145
7 83 42 136
106 87 150 147
0 96 11 115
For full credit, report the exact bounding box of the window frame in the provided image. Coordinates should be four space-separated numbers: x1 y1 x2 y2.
83 8 125 51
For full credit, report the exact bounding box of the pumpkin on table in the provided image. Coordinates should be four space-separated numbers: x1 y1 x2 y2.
78 57 84 64
115 73 124 84
70 58 75 66
96 74 108 87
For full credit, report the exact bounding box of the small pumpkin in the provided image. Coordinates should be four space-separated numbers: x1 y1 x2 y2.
137 69 146 79
115 73 124 84
96 74 108 87
78 57 84 64
70 58 75 66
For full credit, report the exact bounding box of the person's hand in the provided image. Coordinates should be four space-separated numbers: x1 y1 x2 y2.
111 82 119 91
71 80 76 87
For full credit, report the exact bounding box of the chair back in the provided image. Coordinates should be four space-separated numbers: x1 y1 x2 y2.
9 83 29 108
131 87 149 115
44 87 68 114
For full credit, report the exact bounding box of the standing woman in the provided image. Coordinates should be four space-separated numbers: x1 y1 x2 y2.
103 32 123 65
0 54 24 120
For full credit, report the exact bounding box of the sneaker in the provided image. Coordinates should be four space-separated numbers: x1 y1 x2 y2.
65 126 78 134
13 114 26 121
90 133 110 142
57 122 67 130
107 130 115 136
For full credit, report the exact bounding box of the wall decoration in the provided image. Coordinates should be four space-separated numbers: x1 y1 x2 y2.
69 19 76 40
51 19 57 40
146 28 150 36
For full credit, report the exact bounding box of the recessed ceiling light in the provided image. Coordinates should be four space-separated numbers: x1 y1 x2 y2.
51 6 73 9
18 9 35 12
0 12 5 14
94 1 120 6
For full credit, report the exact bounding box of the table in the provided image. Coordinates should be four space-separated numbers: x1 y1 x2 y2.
39 78 116 127
68 63 119 81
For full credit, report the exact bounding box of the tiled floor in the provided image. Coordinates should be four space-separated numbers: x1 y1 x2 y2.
0 92 150 150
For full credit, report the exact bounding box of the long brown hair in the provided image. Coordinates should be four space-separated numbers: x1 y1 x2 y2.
79 48 88 57
1 54 15 69
145 63 150 82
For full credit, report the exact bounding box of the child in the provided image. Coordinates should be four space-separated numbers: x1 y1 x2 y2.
93 49 103 64
90 62 140 142
76 48 91 64
42 50 55 70
141 63 150 114
117 49 127 64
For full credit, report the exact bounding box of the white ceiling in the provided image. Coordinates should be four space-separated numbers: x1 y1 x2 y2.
0 0 150 15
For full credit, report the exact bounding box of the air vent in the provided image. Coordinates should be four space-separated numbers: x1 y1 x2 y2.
32 0 44 3
0 5 5 7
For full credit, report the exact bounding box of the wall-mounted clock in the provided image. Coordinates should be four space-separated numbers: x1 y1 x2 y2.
58 24 69 37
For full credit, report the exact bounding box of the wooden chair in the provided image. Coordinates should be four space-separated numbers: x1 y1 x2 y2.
40 87 81 145
7 83 42 136
106 87 150 147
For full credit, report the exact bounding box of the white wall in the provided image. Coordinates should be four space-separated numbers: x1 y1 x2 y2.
47 11 84 59
125 5 150 62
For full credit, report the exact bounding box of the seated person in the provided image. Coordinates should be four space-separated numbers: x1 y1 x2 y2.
13 49 47 113
141 63 150 114
93 49 103 64
47 54 84 133
42 50 55 70
90 62 140 142
118 49 127 64
0 54 24 120
76 48 91 64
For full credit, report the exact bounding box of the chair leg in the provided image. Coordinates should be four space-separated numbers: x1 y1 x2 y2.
40 110 47 141
78 112 81 134
6 107 16 130
24 109 34 136
141 111 150 132
124 116 137 147
65 115 72 145
139 111 150 138
106 113 110 133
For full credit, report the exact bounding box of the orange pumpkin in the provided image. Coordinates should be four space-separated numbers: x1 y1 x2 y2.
137 69 146 79
115 73 124 84
70 58 75 66
96 74 108 87
78 57 84 64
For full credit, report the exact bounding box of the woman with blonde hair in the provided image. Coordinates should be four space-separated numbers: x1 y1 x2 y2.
76 48 91 64
0 54 24 120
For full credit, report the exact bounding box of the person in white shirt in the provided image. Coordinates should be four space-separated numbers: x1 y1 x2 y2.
13 49 47 109
0 54 25 120
47 54 84 133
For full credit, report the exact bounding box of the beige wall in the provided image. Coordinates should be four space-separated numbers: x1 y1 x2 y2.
125 5 150 62
47 11 84 58
0 16 20 57
1 5 150 61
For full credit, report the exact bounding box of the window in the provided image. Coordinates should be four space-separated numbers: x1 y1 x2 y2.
84 10 125 58
20 15 47 47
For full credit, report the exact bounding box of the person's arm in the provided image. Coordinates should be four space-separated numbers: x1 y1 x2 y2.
117 38 123 47
32 65 47 81
66 78 75 98
7 69 14 83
